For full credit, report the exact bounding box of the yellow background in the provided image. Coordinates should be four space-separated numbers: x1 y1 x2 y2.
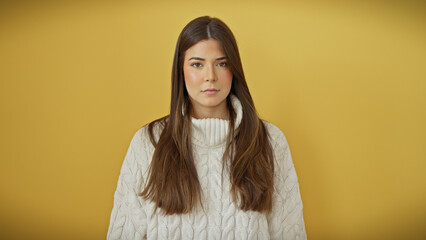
1 1 425 239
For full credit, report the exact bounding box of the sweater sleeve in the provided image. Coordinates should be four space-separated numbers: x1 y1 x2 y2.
107 130 148 240
267 125 307 240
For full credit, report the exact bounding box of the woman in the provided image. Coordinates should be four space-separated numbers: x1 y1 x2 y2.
107 16 306 240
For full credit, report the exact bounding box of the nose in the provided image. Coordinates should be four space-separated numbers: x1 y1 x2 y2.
204 64 216 82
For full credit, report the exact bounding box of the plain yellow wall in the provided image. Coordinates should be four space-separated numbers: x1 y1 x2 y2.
1 1 425 239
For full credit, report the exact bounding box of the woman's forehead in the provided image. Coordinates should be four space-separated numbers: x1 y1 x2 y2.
184 39 225 60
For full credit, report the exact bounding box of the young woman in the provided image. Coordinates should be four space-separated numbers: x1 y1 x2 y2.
107 16 306 240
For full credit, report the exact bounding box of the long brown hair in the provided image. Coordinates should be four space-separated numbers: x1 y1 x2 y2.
140 16 274 215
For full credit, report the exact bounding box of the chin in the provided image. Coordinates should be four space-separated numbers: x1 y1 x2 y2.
202 97 226 107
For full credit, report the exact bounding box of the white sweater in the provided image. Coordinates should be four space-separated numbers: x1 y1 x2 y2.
107 96 307 240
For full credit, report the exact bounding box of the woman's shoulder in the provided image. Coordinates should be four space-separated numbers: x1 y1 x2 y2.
129 116 168 151
262 120 290 150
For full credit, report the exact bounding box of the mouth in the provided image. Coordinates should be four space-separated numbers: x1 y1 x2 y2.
202 88 219 95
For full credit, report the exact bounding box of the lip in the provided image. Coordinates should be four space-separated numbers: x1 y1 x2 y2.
202 88 219 95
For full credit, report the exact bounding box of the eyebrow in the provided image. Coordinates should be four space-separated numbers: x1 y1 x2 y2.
188 56 227 61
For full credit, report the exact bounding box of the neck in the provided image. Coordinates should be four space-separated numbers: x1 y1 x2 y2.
191 103 229 120
190 95 243 147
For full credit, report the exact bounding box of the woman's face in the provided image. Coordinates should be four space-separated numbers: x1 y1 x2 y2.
183 39 233 119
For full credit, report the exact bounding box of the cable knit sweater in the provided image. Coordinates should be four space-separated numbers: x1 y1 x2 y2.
107 96 307 240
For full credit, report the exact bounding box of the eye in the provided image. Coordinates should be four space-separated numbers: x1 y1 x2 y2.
191 62 202 68
217 61 228 67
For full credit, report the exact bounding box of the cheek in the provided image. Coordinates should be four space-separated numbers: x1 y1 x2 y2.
219 70 233 85
183 67 200 90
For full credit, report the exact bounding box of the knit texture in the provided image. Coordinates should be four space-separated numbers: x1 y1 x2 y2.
107 96 307 240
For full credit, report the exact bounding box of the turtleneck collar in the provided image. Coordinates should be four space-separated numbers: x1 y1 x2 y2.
190 95 243 147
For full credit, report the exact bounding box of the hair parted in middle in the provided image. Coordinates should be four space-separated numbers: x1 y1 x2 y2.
140 16 274 215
